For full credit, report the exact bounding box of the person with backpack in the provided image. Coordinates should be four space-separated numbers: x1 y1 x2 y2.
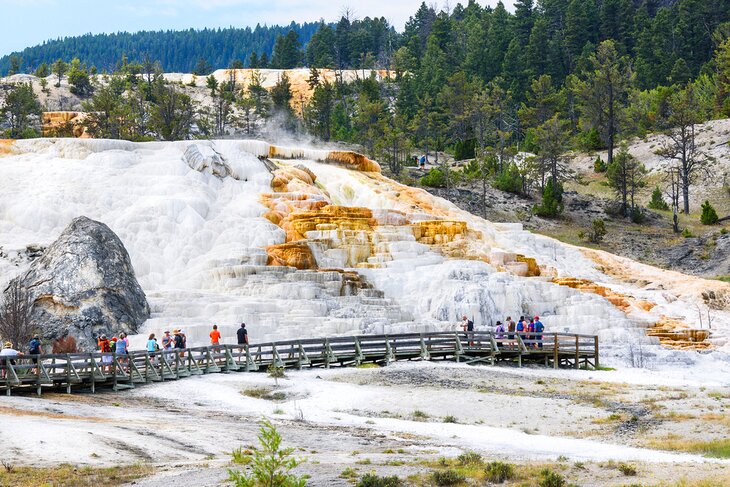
527 318 536 347
516 316 526 343
494 321 505 348
98 334 113 373
28 335 43 355
534 316 545 349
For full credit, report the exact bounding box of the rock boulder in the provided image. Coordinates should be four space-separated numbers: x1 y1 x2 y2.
8 216 149 350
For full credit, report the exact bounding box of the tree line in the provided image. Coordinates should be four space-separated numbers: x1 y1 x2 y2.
2 0 730 230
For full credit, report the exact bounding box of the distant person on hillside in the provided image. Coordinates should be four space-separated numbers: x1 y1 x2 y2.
237 323 248 346
494 321 505 348
534 316 545 349
210 325 221 347
419 155 426 170
0 342 24 379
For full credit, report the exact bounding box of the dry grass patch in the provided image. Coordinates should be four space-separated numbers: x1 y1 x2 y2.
644 434 730 458
0 463 152 487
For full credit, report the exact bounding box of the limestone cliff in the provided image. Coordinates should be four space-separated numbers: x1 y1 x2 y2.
6 216 149 350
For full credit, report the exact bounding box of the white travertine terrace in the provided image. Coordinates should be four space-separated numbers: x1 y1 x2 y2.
0 138 728 371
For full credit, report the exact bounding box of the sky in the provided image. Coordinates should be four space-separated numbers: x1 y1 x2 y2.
0 0 514 57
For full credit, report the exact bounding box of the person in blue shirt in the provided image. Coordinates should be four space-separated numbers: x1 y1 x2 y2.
534 316 545 349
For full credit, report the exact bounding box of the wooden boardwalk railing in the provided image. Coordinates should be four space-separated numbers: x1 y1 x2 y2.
0 331 598 396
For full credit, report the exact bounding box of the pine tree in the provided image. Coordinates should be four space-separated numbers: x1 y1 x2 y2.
271 30 302 69
648 186 669 211
700 200 719 225
577 40 633 165
606 144 647 217
51 58 67 87
1 82 42 138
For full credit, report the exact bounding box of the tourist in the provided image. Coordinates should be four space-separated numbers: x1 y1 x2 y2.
115 333 128 369
28 335 43 355
494 320 505 348
462 315 474 346
237 323 248 346
146 333 159 365
162 330 173 350
210 324 221 346
0 342 23 379
527 318 536 347
516 316 526 343
173 329 184 349
534 316 545 349
97 335 112 373
506 316 515 348
146 333 157 356
419 155 426 170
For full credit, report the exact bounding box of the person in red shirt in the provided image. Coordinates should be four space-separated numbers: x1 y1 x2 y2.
210 324 221 346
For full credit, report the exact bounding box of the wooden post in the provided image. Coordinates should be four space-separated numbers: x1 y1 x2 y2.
594 336 600 369
574 335 580 369
36 355 41 397
66 354 72 394
553 334 559 369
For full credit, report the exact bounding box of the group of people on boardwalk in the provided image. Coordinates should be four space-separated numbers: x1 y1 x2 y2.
461 315 545 348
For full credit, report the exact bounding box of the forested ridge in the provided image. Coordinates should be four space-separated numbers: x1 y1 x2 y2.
3 0 730 233
0 22 323 74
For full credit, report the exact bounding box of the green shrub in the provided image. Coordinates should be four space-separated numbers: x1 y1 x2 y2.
593 156 607 173
539 468 566 487
228 419 306 487
533 180 564 217
453 138 476 160
421 168 447 188
682 228 694 238
456 451 483 466
431 469 465 486
581 219 607 243
484 461 515 483
617 463 637 476
493 164 523 194
630 206 646 224
647 187 669 211
443 415 458 423
578 128 603 150
701 200 719 225
356 473 403 487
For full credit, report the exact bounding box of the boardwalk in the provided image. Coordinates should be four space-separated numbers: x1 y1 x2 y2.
1 331 599 396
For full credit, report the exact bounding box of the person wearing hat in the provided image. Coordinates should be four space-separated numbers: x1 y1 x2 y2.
494 320 505 348
1 341 24 379
161 330 173 350
534 316 545 349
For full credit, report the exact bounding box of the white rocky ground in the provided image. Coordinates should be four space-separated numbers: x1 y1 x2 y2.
0 361 728 486
0 138 729 484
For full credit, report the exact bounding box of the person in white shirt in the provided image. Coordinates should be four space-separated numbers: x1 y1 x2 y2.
0 341 24 379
